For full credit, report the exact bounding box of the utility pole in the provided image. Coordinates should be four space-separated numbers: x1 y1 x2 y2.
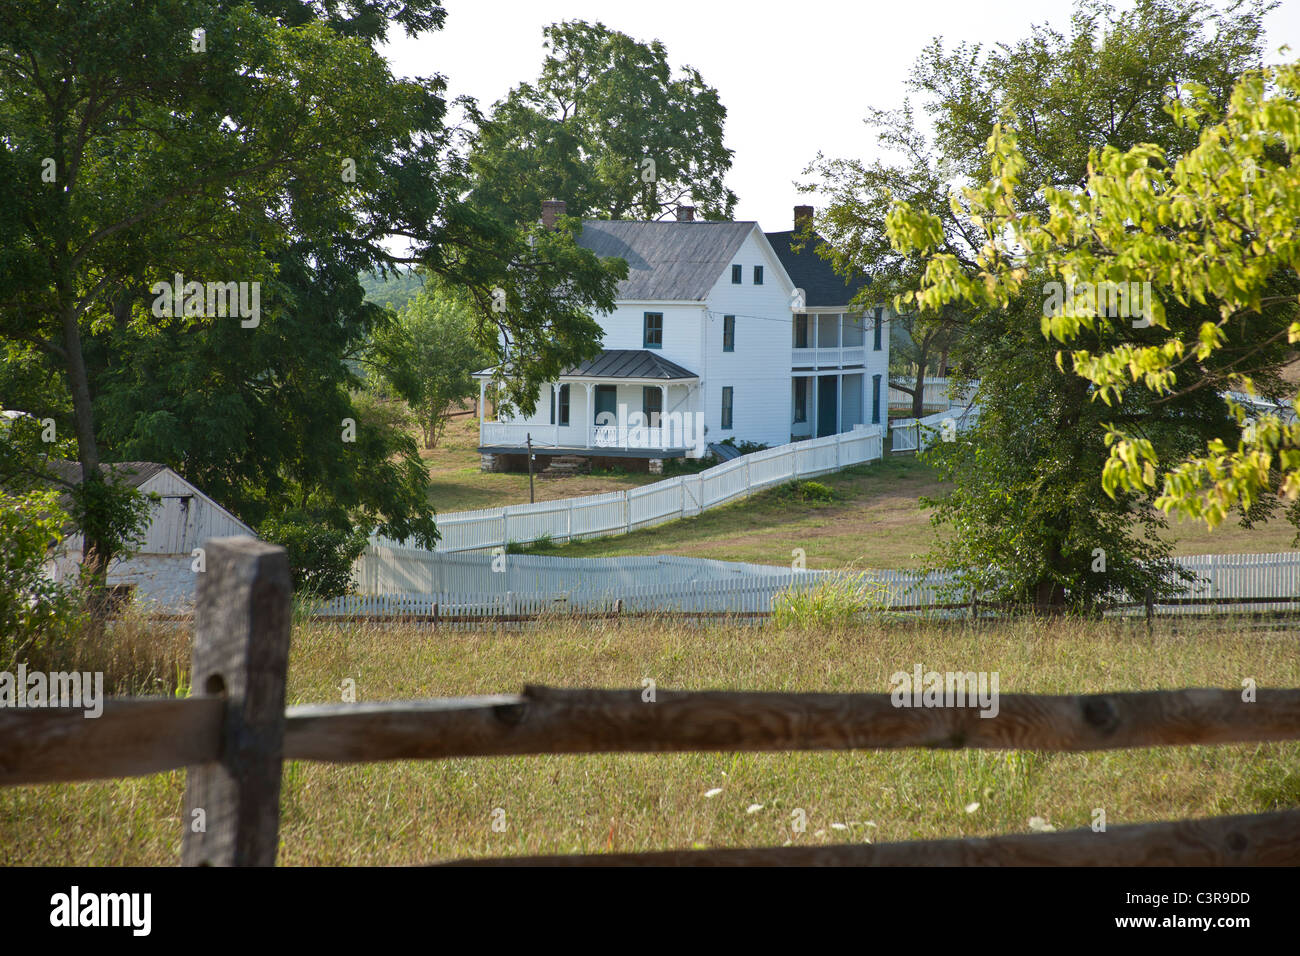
526 433 535 504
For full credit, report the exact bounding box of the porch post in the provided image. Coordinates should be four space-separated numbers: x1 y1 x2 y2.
659 384 668 449
837 372 843 434
813 375 819 438
584 382 594 449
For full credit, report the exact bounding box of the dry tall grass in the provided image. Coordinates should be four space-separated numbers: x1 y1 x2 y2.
3 613 1298 865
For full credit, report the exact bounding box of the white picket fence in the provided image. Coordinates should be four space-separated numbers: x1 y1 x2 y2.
888 377 978 412
890 405 981 453
314 547 1300 622
390 426 883 554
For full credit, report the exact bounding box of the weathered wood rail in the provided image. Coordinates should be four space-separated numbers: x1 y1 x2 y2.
3 537 1299 866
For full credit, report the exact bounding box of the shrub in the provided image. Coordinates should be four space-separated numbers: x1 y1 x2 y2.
0 488 84 666
259 514 370 598
778 479 834 503
771 574 894 629
717 437 769 456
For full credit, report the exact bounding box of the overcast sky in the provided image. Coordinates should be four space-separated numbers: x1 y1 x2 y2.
381 0 1300 230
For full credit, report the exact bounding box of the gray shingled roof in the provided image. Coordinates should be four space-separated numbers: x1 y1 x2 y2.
577 220 756 301
562 349 698 380
765 231 871 308
43 460 167 489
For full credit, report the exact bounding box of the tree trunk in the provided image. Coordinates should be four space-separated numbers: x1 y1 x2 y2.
61 306 108 581
61 302 114 625
912 366 927 419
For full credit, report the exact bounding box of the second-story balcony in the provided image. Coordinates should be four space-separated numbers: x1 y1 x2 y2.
791 345 867 368
792 311 873 368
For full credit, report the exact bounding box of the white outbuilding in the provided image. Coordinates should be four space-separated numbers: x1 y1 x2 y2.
43 461 255 609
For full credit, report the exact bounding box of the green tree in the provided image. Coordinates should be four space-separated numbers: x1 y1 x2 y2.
1 0 623 592
816 0 1286 610
891 57 1300 530
371 280 489 448
0 488 84 666
469 20 737 224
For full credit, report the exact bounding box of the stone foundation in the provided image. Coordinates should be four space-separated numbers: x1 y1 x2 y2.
648 458 664 475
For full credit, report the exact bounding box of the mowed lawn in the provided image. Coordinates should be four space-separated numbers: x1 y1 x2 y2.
422 414 1295 567
423 411 664 513
515 453 1298 568
4 616 1298 865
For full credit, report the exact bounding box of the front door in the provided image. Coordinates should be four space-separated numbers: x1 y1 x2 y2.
817 375 838 437
594 385 618 424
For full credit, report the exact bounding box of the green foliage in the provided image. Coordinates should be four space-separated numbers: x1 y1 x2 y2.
359 267 425 313
469 20 737 224
91 257 439 549
259 513 370 598
779 479 834 503
917 299 1194 611
66 470 155 565
817 0 1286 608
771 574 894 629
717 438 768 455
370 278 489 448
0 1 622 576
884 3 1300 532
0 488 84 666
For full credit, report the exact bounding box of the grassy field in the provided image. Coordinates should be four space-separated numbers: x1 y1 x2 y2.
423 412 665 513
515 453 1298 568
5 614 1298 865
422 413 1295 567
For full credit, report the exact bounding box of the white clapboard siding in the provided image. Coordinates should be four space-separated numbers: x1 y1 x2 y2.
59 467 254 556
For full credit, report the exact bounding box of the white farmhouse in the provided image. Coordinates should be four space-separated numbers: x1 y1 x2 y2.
43 461 255 609
476 202 889 473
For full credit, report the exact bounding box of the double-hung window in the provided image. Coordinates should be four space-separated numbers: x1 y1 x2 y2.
642 386 663 426
723 315 735 352
731 264 742 284
793 378 808 423
550 384 570 426
721 386 734 430
643 312 664 348
753 265 764 285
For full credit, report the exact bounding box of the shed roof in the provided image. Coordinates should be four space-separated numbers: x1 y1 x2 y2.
563 349 698 380
43 460 168 489
576 220 756 301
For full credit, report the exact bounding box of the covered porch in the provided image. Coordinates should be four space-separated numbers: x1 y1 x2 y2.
476 350 704 464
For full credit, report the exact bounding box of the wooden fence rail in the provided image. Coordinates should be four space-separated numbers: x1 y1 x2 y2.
4 536 1300 866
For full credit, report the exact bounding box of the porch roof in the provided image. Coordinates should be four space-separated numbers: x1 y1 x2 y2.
476 349 699 383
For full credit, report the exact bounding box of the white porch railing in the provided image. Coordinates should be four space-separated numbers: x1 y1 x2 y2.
591 424 679 449
479 421 573 448
791 346 868 368
479 420 689 451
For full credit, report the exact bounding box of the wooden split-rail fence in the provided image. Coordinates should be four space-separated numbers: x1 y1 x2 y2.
5 537 1300 866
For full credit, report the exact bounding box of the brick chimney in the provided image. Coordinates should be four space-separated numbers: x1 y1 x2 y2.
794 205 814 231
541 199 566 230
675 205 695 222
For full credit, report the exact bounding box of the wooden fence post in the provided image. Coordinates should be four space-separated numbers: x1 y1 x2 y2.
182 536 292 867
1144 586 1154 626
